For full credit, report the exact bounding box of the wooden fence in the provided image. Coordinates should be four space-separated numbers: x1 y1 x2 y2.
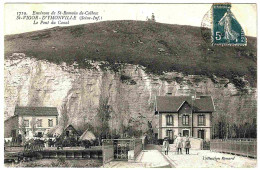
210 139 257 158
4 141 22 147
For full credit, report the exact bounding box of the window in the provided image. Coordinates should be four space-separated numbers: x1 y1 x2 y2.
37 132 43 138
37 119 42 127
198 115 205 126
48 119 53 127
166 115 173 125
166 130 173 140
182 115 189 125
23 120 29 127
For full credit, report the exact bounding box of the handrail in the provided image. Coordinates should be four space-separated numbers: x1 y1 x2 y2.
210 139 257 158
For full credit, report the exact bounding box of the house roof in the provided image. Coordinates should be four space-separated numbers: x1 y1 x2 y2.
155 96 214 113
64 125 79 135
48 125 79 136
14 106 58 116
48 125 63 136
4 115 18 123
79 130 96 141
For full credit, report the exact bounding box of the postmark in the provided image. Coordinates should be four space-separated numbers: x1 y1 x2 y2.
201 8 212 43
212 3 247 46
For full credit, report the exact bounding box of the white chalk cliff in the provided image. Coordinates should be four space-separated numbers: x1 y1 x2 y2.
4 53 257 132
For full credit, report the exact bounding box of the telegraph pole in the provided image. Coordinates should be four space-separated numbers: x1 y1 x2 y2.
191 89 196 137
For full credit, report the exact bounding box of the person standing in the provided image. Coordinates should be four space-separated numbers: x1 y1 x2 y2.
163 138 170 155
184 136 191 154
175 133 183 154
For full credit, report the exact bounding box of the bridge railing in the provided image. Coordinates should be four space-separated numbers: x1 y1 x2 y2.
102 140 114 165
102 139 143 162
133 139 142 160
210 139 257 158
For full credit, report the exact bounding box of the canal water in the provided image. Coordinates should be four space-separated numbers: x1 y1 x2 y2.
5 159 103 167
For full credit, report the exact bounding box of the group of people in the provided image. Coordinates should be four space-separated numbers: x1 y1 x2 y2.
162 133 191 155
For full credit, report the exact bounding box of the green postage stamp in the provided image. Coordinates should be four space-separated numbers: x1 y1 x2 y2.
212 3 247 46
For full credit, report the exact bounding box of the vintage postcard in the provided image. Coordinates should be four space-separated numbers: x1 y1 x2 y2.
3 1 257 168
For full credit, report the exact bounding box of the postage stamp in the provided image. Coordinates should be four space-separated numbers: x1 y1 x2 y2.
212 3 247 46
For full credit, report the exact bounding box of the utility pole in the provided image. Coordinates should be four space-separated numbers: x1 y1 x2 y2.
191 90 196 137
111 111 113 139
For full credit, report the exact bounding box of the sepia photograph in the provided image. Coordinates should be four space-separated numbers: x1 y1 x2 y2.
3 1 257 168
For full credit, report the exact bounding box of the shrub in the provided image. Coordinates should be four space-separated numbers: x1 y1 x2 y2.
120 74 131 82
203 141 210 150
70 26 85 37
57 157 66 164
120 75 137 85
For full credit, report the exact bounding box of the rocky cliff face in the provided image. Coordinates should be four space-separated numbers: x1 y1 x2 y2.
4 53 257 133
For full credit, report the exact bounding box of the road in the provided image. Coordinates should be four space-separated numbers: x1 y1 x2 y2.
103 144 171 168
104 144 257 168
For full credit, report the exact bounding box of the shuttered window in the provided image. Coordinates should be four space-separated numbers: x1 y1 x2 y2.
182 115 189 125
48 119 53 127
166 115 173 125
37 119 42 127
166 130 173 140
198 115 205 126
23 120 29 127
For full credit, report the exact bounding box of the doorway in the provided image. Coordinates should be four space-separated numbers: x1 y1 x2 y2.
198 130 205 140
11 130 16 138
166 130 174 144
37 132 43 137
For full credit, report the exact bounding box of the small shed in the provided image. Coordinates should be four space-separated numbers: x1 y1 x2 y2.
62 125 79 138
48 124 79 139
79 130 96 141
48 125 63 137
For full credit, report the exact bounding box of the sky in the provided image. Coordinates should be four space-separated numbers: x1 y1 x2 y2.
4 3 257 37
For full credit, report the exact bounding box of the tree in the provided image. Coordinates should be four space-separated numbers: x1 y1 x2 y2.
96 97 112 142
30 117 37 137
60 103 69 131
146 121 155 144
19 117 28 145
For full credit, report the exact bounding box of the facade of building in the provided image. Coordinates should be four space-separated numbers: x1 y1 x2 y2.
155 96 215 142
4 107 58 139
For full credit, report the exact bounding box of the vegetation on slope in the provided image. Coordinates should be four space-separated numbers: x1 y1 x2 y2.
5 20 257 88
